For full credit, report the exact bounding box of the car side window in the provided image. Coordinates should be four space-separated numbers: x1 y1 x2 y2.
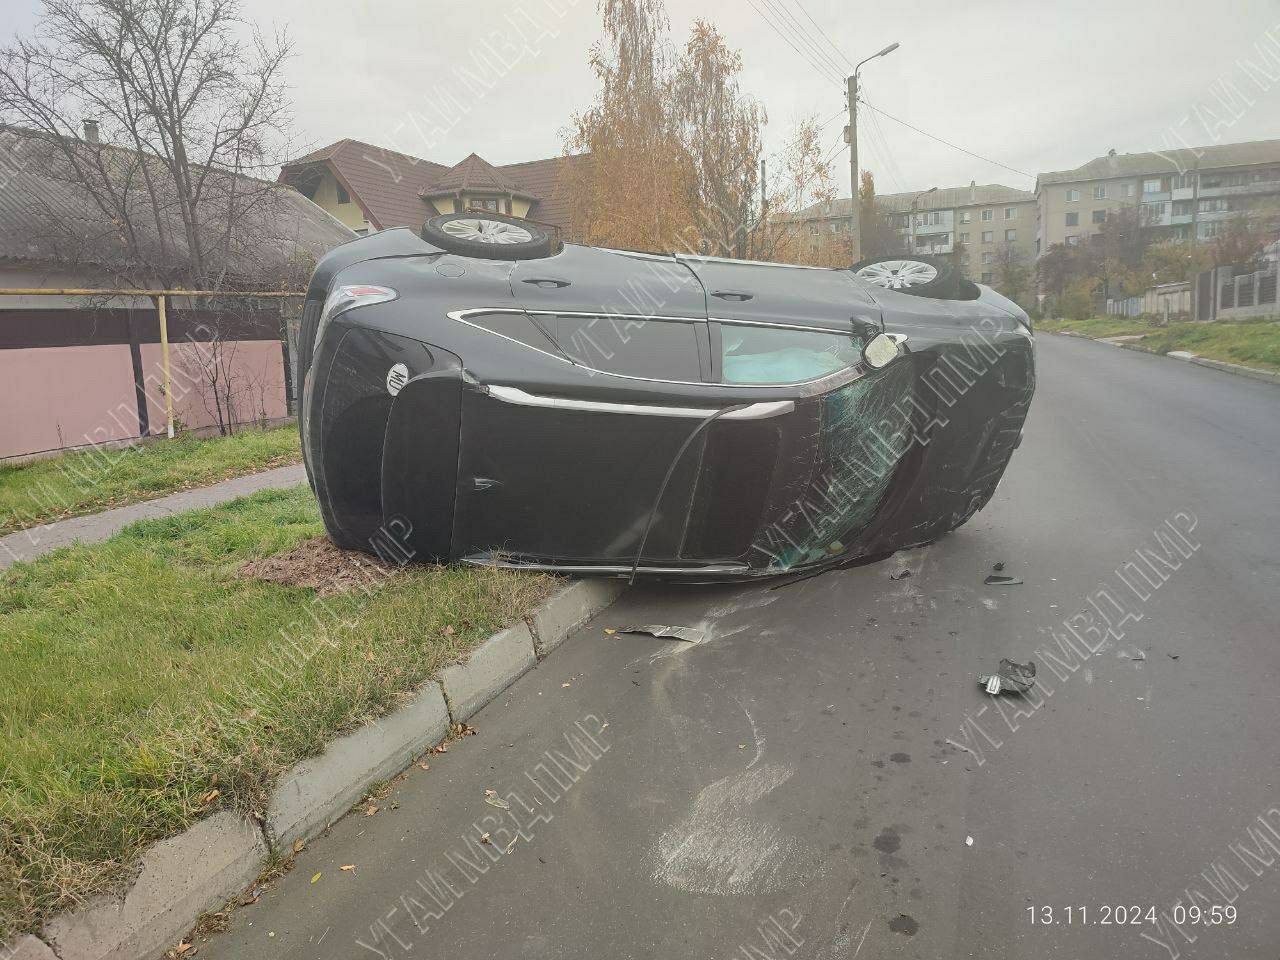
719 325 861 385
547 315 703 381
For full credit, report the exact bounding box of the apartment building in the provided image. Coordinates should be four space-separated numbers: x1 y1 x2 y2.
787 182 1036 284
1035 139 1280 253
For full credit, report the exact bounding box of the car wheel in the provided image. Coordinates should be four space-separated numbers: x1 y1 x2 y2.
421 212 557 260
852 254 963 299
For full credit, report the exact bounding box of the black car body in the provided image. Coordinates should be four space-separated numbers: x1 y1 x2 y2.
298 226 1034 581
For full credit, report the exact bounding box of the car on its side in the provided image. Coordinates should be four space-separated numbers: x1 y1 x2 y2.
298 212 1034 581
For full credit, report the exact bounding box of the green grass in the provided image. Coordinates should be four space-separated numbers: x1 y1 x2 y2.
0 426 303 537
0 486 556 939
1045 315 1280 373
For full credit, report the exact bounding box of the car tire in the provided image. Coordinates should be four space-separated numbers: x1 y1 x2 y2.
852 254 966 299
421 212 557 260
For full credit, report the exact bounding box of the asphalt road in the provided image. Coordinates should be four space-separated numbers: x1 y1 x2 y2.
203 334 1280 960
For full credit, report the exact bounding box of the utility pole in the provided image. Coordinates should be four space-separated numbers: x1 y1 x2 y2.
848 74 859 262
847 43 900 265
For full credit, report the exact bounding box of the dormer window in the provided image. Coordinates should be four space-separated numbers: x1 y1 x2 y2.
468 197 501 213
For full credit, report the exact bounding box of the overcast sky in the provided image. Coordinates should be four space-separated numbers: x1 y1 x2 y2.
3 0 1279 196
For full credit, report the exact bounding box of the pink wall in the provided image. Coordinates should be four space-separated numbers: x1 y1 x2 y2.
0 345 140 458
138 340 288 434
0 340 287 460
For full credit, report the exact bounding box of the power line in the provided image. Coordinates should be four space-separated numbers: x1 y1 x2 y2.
786 0 856 73
760 0 847 81
858 99 1035 180
743 0 844 86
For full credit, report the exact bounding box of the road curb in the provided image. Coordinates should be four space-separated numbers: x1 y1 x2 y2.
528 580 625 658
265 682 452 851
1050 331 1280 385
42 812 266 960
2 579 624 960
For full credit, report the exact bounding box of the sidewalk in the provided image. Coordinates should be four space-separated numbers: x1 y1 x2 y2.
0 464 307 569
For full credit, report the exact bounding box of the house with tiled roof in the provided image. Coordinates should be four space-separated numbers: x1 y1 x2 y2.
279 139 587 237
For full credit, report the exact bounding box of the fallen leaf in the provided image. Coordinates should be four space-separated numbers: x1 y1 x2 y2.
340 864 356 872
174 942 194 956
310 872 322 883
604 628 616 635
418 762 430 771
561 682 571 688
479 832 492 845
293 838 305 854
485 794 510 810
365 651 376 662
201 789 220 804
444 625 455 636
365 806 378 817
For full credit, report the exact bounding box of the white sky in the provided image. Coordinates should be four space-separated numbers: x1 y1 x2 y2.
3 0 1279 195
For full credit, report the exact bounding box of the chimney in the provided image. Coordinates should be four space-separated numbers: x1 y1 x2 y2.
1107 148 1117 157
82 119 99 144
969 180 976 203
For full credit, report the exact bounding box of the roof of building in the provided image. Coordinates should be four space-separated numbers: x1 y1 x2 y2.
424 152 529 198
0 126 353 280
279 138 586 231
1038 139 1280 186
788 182 1035 221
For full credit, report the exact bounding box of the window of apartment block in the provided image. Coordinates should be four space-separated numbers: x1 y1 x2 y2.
960 211 972 223
981 209 993 221
981 271 993 283
1065 212 1079 226
981 230 994 243
1004 207 1016 219
1173 200 1193 216
335 183 351 205
1172 173 1193 189
809 224 819 235
1142 178 1163 194
958 232 970 242
1066 189 1080 202
1005 229 1016 241
1092 184 1107 200
1125 183 1136 198
1091 209 1106 224
982 252 994 264
1198 198 1229 213
1066 235 1080 246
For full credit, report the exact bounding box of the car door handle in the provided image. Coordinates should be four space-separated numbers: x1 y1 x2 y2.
523 277 571 289
711 290 754 301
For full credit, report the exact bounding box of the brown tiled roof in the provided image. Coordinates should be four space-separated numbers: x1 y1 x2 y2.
426 153 529 197
280 139 448 229
280 138 588 232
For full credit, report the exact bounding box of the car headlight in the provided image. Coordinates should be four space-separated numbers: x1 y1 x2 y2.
316 284 398 348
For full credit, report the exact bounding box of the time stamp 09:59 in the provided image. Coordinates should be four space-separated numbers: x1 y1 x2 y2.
1028 904 1238 926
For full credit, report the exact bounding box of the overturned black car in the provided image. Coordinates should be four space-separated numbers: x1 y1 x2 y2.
298 212 1034 581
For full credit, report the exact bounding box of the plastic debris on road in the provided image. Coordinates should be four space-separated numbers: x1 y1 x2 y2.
619 624 707 644
978 658 1036 695
984 574 1023 585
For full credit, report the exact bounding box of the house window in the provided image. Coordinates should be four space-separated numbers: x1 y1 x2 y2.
1004 207 1016 219
1124 183 1136 198
981 252 994 264
1092 184 1106 200
1065 235 1080 246
470 197 501 212
1091 209 1106 224
1142 178 1163 194
981 272 993 284
981 230 994 243
1065 212 1079 226
1066 189 1080 202
1172 173 1193 189
1198 198 1229 213
981 209 993 221
1005 229 1016 241
335 183 350 205
960 211 972 224
958 232 970 242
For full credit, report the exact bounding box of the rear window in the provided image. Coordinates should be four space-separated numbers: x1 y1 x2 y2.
547 315 703 381
720 325 861 385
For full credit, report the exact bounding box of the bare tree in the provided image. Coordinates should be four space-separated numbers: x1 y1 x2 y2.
993 240 1032 306
0 0 295 289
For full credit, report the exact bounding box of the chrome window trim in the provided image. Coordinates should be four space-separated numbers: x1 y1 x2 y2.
446 308 869 390
486 385 794 420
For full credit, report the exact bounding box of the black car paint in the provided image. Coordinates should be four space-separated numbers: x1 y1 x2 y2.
299 229 1034 580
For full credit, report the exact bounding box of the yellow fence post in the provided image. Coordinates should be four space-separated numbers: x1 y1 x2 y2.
157 294 175 438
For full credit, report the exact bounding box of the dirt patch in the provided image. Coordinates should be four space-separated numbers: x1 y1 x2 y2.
239 536 406 595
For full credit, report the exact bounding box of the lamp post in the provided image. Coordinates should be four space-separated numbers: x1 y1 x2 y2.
908 186 938 255
848 41 900 263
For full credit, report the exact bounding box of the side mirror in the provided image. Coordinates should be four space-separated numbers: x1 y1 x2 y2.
862 332 901 369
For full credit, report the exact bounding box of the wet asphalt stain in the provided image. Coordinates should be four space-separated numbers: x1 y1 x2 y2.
889 913 919 936
872 829 901 854
889 752 911 763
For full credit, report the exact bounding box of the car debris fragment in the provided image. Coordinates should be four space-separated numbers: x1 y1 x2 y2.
618 624 707 643
983 574 1023 585
890 569 912 581
978 658 1036 695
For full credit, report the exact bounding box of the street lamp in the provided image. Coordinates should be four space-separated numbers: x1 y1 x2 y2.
848 42 900 262
909 186 938 254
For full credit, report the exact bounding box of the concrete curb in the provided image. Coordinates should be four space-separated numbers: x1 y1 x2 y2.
2 578 624 960
42 812 266 960
265 682 452 851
